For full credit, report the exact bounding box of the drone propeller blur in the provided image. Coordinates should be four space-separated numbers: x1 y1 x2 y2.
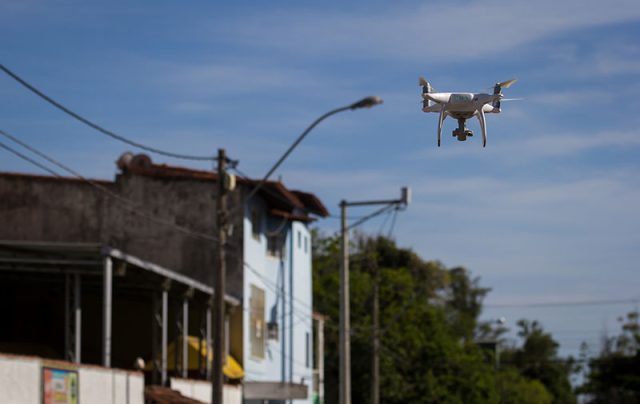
419 76 519 147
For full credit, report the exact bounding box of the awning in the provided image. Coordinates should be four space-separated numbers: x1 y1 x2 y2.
145 336 244 379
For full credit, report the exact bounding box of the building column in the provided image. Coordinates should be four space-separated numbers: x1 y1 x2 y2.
64 273 71 361
103 256 113 368
182 293 190 379
161 286 169 386
206 300 212 380
74 274 82 363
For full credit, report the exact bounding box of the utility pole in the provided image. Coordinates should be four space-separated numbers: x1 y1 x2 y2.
339 200 351 404
212 148 227 404
339 187 411 404
370 254 380 404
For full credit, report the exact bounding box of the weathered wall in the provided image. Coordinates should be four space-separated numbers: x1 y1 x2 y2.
0 171 245 298
0 174 109 243
108 172 244 298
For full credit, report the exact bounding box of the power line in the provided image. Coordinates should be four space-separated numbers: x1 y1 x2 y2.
345 203 396 233
1 129 317 323
0 128 219 243
243 261 314 314
485 298 639 309
387 208 399 239
0 139 62 178
0 64 216 162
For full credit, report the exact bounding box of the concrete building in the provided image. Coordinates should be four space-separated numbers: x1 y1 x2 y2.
0 152 327 403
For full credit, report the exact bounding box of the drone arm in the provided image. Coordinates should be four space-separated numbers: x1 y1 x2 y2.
476 109 487 147
437 108 446 147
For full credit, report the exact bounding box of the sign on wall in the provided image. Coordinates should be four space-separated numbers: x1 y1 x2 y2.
42 367 78 404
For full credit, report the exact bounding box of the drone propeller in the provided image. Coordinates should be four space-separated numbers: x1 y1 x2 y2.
497 78 518 89
492 79 518 109
500 98 523 102
419 76 428 86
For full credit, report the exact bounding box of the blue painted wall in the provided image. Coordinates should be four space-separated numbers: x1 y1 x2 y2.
242 198 314 404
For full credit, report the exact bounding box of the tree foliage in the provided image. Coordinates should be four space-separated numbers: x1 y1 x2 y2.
312 232 575 404
500 320 576 404
580 311 640 403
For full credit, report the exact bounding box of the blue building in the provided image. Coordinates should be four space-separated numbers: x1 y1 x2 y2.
243 186 326 403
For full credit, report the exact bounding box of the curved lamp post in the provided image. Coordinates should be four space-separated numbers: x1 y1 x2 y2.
244 96 383 202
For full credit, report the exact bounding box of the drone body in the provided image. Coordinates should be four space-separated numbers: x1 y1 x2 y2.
419 77 517 147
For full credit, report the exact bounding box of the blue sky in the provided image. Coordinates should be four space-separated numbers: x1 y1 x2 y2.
2 0 640 359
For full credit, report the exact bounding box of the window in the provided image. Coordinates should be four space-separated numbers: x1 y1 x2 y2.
267 234 284 257
304 236 308 253
250 285 265 359
251 208 261 241
297 231 301 249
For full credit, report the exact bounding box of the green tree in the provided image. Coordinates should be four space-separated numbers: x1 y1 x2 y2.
313 232 498 404
500 320 576 404
580 311 640 403
497 368 553 404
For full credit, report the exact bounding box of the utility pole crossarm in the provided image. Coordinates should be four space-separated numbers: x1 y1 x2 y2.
343 187 411 208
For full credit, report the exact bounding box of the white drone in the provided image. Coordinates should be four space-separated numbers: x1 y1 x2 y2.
419 76 518 147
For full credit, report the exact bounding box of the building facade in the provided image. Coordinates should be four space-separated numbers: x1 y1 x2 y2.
0 152 327 403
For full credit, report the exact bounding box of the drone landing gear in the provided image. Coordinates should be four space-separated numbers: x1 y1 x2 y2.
452 118 473 141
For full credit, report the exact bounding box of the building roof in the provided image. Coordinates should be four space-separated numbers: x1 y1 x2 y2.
117 153 328 220
0 171 113 186
0 153 328 222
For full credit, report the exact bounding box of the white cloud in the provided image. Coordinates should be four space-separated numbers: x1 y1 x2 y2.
528 90 613 107
209 0 640 63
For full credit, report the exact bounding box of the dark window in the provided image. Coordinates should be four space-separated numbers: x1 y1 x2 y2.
297 231 301 249
251 208 261 241
267 234 284 257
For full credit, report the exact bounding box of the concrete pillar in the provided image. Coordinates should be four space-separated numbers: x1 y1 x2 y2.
74 274 82 363
161 287 168 386
182 296 189 378
103 256 113 368
206 301 212 380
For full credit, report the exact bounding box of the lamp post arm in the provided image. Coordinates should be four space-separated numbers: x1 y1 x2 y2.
245 105 351 203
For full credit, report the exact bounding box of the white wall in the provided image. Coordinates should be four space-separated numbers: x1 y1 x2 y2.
0 353 144 404
78 366 144 404
0 354 40 404
171 378 242 404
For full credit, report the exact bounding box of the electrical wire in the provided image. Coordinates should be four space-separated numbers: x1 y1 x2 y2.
0 128 220 243
1 129 317 325
345 203 395 233
485 298 639 309
0 139 62 178
387 207 399 239
377 207 393 236
0 64 216 162
243 261 314 313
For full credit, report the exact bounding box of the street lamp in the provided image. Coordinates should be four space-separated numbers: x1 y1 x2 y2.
339 187 411 404
212 96 382 404
244 96 383 202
